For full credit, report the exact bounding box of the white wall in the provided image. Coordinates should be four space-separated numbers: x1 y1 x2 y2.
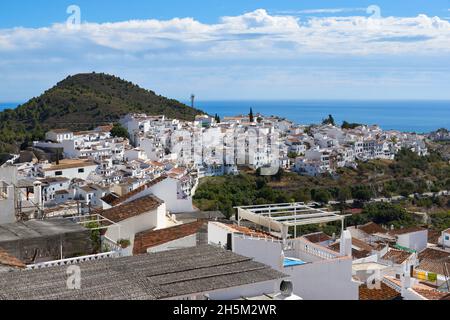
0 166 17 225
148 234 197 253
106 202 167 243
208 222 231 248
397 231 427 253
207 280 281 300
44 165 97 181
150 178 194 213
442 231 450 249
285 258 359 300
229 235 359 300
233 236 284 270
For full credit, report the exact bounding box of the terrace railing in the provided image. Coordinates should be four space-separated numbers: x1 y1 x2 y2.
26 251 120 270
294 238 341 260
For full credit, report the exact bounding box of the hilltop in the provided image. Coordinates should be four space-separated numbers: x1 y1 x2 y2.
0 73 204 153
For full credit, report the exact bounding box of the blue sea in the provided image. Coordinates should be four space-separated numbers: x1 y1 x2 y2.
2 100 450 133
194 100 450 134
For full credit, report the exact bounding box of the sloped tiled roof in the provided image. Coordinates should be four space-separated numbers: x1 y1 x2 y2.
303 232 332 244
351 238 375 252
0 248 26 269
358 222 386 235
359 282 401 300
107 176 167 206
381 249 413 265
0 245 287 300
389 227 427 236
101 195 164 223
428 229 442 245
413 288 450 300
133 221 207 255
100 192 120 205
328 242 371 260
216 222 278 240
418 248 450 275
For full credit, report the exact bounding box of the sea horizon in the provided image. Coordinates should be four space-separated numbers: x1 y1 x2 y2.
2 99 450 134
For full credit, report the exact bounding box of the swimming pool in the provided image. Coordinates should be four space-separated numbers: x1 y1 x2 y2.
284 258 307 267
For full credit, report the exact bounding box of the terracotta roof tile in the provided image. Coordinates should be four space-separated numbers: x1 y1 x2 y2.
133 221 206 255
0 248 26 269
101 192 120 205
418 248 450 275
101 195 164 223
359 282 401 300
389 227 427 236
108 176 167 206
328 242 371 259
381 249 413 264
351 238 376 252
413 288 450 300
225 224 278 239
358 222 386 235
428 229 442 245
303 232 332 244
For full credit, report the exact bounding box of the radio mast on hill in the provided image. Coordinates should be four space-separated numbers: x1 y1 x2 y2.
190 94 195 108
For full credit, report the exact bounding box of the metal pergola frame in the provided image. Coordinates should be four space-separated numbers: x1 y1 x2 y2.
235 202 349 240
65 213 122 239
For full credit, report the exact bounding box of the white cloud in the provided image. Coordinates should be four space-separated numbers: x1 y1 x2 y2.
1 9 450 101
1 9 449 57
277 8 366 14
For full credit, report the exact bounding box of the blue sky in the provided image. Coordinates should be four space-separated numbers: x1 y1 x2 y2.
1 0 450 102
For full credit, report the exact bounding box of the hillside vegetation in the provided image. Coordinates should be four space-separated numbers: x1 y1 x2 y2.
0 73 204 153
194 149 450 217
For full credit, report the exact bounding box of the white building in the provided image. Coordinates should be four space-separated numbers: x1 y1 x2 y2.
37 159 98 180
102 195 167 244
208 221 359 300
45 129 74 143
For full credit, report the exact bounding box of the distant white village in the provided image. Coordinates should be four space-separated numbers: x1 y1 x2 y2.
0 112 429 218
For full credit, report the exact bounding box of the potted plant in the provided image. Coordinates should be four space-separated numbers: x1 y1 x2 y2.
117 239 131 249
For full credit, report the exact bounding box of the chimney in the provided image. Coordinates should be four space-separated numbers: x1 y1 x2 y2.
340 230 352 257
56 149 60 165
33 181 43 218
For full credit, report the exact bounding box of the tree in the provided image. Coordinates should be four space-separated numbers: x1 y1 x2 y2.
288 151 299 159
110 123 129 139
312 189 331 204
337 187 352 202
249 108 254 123
342 121 362 130
322 114 335 126
214 114 221 123
363 203 415 227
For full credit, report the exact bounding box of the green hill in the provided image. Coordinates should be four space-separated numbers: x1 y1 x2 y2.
0 72 204 153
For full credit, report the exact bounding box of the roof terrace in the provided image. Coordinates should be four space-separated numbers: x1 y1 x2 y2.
235 202 348 240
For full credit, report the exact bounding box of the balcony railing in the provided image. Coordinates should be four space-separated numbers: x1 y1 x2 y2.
294 238 341 260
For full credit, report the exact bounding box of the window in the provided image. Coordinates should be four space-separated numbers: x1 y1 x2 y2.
78 168 85 173
55 171 63 176
446 236 449 241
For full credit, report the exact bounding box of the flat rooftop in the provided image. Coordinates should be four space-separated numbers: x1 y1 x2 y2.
0 245 287 300
43 159 97 171
235 202 346 238
0 219 87 243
